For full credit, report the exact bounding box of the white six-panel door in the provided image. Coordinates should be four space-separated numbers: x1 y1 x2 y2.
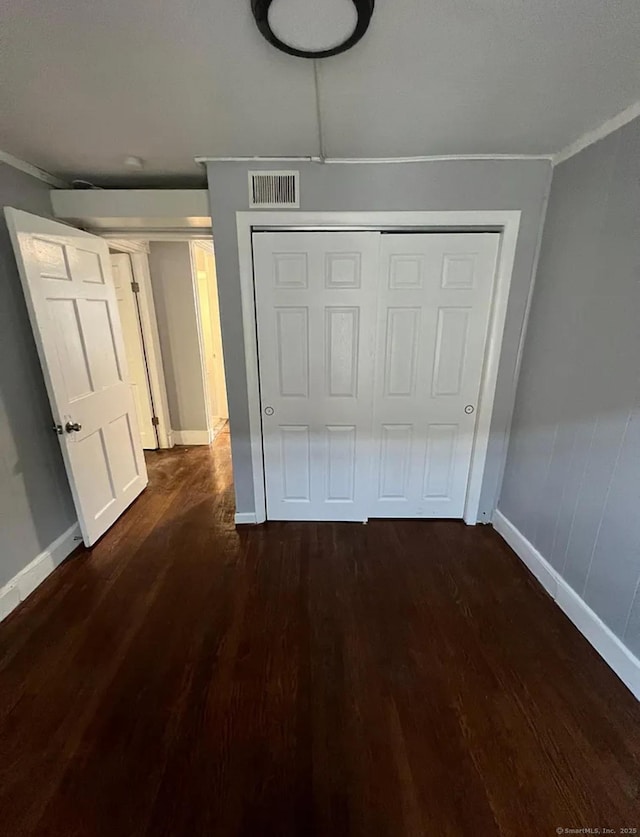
254 232 380 521
254 230 500 522
5 209 148 546
370 234 499 518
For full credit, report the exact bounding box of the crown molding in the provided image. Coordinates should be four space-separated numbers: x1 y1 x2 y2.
5 99 640 187
195 156 320 164
0 148 67 188
323 155 552 164
553 100 640 166
196 154 553 165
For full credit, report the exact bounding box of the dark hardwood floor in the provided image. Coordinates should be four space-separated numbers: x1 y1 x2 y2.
0 428 639 836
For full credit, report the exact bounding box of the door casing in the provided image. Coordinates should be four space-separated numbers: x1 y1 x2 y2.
111 253 158 449
236 210 522 526
107 240 173 450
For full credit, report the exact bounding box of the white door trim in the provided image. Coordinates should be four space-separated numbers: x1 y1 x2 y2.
190 241 217 439
236 210 522 525
107 238 150 255
129 252 173 448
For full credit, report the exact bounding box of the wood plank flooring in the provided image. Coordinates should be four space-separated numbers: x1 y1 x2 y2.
0 428 639 836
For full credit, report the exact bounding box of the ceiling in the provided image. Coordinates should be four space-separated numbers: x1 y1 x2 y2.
0 0 639 184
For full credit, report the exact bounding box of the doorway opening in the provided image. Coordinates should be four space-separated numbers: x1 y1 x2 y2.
6 206 235 550
108 237 229 454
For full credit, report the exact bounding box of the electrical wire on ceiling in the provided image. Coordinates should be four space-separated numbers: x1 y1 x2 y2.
313 60 327 163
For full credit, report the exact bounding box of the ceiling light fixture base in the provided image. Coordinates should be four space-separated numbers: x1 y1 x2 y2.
251 0 375 59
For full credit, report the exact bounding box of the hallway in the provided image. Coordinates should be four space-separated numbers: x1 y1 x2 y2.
0 429 638 836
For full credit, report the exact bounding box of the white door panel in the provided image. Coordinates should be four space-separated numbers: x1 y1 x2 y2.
5 209 148 546
111 254 157 449
254 232 379 521
370 233 499 518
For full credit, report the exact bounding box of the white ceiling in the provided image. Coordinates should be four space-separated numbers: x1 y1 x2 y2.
0 0 639 183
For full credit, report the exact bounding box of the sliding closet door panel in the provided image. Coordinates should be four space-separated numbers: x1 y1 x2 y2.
370 234 500 518
253 232 379 521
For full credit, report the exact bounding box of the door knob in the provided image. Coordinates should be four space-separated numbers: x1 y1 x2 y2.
464 405 475 415
65 421 82 433
264 406 274 416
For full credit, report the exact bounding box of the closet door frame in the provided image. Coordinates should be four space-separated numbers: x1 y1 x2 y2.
236 211 522 526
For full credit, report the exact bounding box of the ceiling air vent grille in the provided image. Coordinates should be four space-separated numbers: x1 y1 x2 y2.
249 171 300 208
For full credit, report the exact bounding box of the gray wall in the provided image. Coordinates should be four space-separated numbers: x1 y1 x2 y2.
148 242 208 434
206 159 552 515
0 165 76 587
499 116 640 656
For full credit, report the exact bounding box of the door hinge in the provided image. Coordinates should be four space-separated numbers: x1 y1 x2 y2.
151 416 160 426
131 281 140 293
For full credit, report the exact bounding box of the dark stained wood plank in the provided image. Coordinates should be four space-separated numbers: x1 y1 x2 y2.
0 427 638 836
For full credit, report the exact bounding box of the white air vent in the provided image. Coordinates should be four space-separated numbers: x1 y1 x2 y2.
249 170 300 208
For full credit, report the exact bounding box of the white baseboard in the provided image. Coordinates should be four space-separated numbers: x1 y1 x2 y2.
173 429 214 446
235 512 257 525
493 509 640 701
493 510 559 599
0 522 81 622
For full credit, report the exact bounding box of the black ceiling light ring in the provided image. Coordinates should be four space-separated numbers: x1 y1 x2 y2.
251 0 375 59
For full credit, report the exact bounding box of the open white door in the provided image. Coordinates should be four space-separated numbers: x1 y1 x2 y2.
5 208 148 546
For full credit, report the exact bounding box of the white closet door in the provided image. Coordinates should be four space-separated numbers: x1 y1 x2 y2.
369 234 500 518
111 254 157 450
253 232 379 521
